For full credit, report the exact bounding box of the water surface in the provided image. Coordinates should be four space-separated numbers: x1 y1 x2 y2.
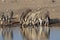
0 26 60 40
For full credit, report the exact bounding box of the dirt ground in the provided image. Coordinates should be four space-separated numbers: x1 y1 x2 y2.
0 0 60 19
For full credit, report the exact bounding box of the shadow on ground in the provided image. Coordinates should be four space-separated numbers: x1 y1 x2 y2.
50 19 60 24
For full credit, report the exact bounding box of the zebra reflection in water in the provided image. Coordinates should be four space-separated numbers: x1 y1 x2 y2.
1 27 13 40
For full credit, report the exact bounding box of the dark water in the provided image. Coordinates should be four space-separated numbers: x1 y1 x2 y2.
0 26 60 40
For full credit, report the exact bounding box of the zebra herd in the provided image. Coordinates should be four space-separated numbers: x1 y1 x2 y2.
19 9 50 28
0 9 50 28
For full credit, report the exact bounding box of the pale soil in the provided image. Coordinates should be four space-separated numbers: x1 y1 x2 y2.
0 0 60 26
